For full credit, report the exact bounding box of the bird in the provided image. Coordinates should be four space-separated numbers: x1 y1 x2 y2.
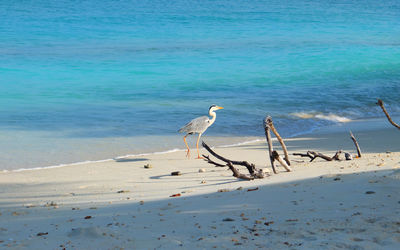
178 105 224 159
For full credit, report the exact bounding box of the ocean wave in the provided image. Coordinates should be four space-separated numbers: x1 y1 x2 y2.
291 112 352 123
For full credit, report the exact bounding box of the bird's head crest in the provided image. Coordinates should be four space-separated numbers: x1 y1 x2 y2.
209 104 223 111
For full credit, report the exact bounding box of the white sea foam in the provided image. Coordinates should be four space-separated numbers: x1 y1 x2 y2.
3 149 185 173
219 139 264 147
291 112 351 123
5 159 113 173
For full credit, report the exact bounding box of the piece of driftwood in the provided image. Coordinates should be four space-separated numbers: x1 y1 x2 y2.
202 154 227 167
293 150 342 162
377 99 400 130
349 131 362 158
203 155 254 180
226 162 255 180
202 141 265 180
272 151 292 172
293 151 314 160
265 116 291 166
202 141 257 176
331 150 342 161
263 117 277 174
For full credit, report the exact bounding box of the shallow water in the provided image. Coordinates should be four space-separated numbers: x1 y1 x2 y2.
0 0 399 170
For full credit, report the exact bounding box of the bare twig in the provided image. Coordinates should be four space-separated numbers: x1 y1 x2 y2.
263 117 277 174
293 150 342 162
331 150 342 161
266 116 291 166
293 152 315 161
349 131 362 158
226 162 254 180
202 141 256 176
377 99 400 130
202 155 227 167
308 151 333 162
272 151 292 172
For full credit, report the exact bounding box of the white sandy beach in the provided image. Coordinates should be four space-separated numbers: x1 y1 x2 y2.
0 123 399 249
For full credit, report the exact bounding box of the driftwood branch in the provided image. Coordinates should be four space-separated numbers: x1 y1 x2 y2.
226 162 254 180
202 141 262 179
377 99 400 130
309 151 332 162
293 150 342 162
263 117 277 174
203 154 254 180
265 116 291 166
203 154 255 180
202 155 227 167
331 150 342 161
272 151 292 172
202 141 256 175
349 131 362 158
293 152 315 160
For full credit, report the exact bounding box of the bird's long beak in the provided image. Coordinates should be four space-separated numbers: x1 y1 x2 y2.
218 106 224 109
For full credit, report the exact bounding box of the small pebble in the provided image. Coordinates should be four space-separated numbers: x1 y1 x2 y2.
264 221 274 226
144 164 153 169
117 190 129 193
199 168 206 173
218 189 230 192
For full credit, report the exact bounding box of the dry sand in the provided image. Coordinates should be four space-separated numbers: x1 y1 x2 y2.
0 125 399 249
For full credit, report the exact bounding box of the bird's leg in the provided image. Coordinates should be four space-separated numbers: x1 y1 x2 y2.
183 135 190 158
196 133 204 159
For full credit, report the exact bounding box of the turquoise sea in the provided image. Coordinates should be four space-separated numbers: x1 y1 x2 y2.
1 0 399 170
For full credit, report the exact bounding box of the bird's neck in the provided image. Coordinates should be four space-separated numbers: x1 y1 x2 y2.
208 110 217 126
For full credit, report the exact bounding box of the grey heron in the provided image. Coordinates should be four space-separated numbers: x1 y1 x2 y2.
178 105 224 159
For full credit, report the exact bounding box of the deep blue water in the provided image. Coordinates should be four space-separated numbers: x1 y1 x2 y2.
0 0 399 169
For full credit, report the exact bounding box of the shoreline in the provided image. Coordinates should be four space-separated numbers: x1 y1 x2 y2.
3 115 398 172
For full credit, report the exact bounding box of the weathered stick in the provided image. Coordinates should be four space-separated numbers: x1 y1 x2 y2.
263 117 277 174
293 150 342 162
202 154 254 180
202 141 256 176
272 151 292 172
226 162 254 180
377 99 400 130
202 154 227 167
202 142 263 180
266 116 291 166
293 152 315 161
349 131 362 158
308 151 333 162
331 150 342 161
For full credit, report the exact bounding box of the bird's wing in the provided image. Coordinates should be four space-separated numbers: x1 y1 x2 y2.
179 116 210 133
